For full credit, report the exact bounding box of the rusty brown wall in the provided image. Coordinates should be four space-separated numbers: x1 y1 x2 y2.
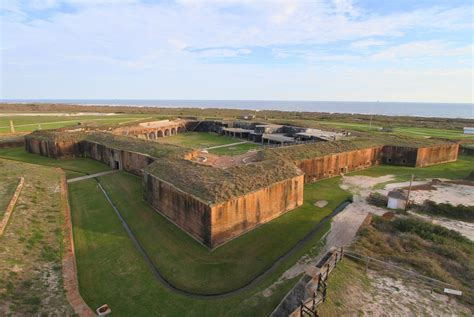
415 144 459 167
143 172 212 246
210 174 304 248
381 146 418 166
25 138 80 159
81 141 154 175
297 147 383 183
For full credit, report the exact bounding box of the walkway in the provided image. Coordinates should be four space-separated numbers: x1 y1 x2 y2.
67 170 118 183
205 141 248 150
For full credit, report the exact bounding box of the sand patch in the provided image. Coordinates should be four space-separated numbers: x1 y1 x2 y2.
314 200 328 208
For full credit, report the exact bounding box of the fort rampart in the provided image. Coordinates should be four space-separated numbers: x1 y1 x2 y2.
24 133 460 248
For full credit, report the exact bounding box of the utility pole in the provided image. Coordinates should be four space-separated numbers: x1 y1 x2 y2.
10 120 15 133
405 174 414 211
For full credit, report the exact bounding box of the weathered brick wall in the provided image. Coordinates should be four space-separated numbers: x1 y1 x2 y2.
143 172 212 246
210 174 304 248
297 147 383 183
415 143 459 167
381 145 418 166
25 138 80 159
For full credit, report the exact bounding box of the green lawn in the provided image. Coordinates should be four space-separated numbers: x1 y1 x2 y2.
158 132 243 149
69 179 308 316
0 114 150 133
97 172 350 294
0 177 19 216
208 142 261 155
393 127 474 140
0 147 110 178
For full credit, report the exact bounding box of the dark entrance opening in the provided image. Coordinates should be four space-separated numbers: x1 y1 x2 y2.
114 160 120 170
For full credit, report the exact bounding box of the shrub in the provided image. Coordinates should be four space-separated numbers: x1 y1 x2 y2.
366 192 387 208
416 200 474 223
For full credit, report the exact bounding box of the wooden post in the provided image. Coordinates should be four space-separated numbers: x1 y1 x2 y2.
405 174 414 211
10 120 15 133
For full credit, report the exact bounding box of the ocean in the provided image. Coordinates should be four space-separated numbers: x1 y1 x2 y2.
2 99 473 119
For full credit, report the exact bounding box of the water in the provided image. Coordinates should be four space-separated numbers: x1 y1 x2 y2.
2 99 473 119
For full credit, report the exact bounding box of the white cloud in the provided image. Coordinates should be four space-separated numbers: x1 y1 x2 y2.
371 41 473 61
351 39 387 49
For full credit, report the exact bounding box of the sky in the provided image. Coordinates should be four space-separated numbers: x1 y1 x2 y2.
0 0 473 103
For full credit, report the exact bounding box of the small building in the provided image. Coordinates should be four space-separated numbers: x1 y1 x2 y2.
387 190 407 210
464 127 474 135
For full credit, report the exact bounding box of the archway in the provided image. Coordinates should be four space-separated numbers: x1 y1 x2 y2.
149 131 156 139
177 126 184 133
164 129 170 136
171 128 177 135
157 130 164 138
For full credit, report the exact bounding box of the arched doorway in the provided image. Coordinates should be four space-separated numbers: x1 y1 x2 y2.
149 131 156 139
177 126 184 133
171 128 176 135
157 130 164 138
164 129 170 136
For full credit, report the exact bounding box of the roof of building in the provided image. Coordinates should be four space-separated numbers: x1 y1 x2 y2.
388 190 407 200
262 134 295 143
144 155 303 204
222 127 254 133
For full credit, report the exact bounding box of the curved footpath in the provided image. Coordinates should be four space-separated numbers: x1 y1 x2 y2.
97 177 351 299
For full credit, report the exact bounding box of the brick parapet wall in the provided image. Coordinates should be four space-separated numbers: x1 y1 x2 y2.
58 169 95 317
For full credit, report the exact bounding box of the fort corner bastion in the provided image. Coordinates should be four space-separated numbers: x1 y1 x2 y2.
24 120 459 248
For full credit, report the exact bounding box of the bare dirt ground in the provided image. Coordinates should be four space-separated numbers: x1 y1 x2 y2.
0 159 73 315
320 260 472 316
381 179 474 240
191 151 260 168
383 180 474 206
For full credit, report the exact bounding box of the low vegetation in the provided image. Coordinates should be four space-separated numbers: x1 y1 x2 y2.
0 178 19 216
366 192 388 208
0 159 72 315
415 200 474 223
353 215 474 305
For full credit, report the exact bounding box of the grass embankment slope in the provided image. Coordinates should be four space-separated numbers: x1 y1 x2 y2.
97 172 349 294
0 147 110 178
69 179 301 316
353 216 474 306
0 178 19 217
0 114 150 133
0 159 73 315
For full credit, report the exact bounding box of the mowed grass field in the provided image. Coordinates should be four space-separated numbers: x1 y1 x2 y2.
158 131 262 155
317 120 474 140
0 114 151 133
97 172 350 294
69 178 303 316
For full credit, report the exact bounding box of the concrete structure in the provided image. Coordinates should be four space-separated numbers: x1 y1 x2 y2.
387 191 407 209
113 119 187 140
464 127 474 134
262 134 296 145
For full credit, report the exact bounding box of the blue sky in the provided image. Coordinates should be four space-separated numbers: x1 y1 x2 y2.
1 0 472 102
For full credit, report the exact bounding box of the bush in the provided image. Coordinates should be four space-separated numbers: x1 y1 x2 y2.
416 200 474 223
366 192 387 208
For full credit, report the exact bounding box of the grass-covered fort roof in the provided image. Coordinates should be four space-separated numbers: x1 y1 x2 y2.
27 128 456 203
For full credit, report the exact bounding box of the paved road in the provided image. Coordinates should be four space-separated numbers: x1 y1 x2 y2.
67 170 118 183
